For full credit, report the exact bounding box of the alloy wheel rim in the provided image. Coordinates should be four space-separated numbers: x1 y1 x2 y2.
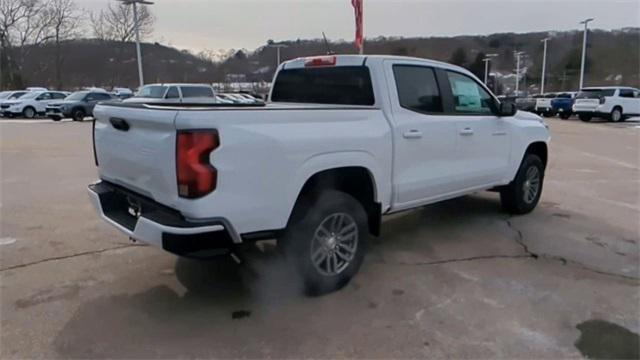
25 108 34 118
613 110 621 122
310 213 358 276
522 166 541 204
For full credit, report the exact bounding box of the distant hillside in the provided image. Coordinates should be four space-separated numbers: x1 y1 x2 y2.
11 28 640 92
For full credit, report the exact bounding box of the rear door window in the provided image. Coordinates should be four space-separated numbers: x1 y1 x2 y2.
271 66 375 105
393 65 443 113
619 89 634 98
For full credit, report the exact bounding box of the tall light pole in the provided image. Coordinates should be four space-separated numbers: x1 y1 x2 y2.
117 0 154 89
579 18 594 90
514 51 525 95
540 37 549 94
482 53 498 85
268 43 288 69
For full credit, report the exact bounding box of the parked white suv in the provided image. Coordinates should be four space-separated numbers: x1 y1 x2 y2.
573 86 640 122
125 84 216 104
0 90 68 118
89 55 550 295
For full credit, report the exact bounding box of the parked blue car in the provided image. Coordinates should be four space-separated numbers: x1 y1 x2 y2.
551 92 577 119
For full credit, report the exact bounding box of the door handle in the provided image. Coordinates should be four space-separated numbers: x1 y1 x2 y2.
109 117 130 131
459 127 474 136
403 129 423 139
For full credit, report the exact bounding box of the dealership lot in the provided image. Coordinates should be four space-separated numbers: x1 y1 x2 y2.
1 117 638 358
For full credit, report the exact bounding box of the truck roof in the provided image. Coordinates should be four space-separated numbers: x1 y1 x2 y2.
282 54 472 76
143 83 213 87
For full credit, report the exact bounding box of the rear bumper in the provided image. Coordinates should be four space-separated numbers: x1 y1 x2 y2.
572 111 609 117
88 181 241 257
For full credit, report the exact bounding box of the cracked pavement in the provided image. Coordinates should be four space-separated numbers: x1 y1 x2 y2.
1 117 639 358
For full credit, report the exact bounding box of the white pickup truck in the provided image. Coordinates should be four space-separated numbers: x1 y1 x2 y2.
88 55 550 294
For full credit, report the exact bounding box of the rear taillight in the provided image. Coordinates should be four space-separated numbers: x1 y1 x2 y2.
176 130 219 198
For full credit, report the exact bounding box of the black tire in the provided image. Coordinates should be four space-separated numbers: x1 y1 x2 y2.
72 108 85 122
22 106 36 119
579 114 592 122
609 107 623 122
500 154 545 215
559 112 571 120
50 116 61 122
542 112 553 118
280 190 368 296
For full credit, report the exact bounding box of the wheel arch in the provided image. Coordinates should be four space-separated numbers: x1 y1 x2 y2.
288 164 383 236
524 141 548 169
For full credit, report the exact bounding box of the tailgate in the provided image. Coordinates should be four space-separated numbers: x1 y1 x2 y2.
93 104 179 206
536 99 552 108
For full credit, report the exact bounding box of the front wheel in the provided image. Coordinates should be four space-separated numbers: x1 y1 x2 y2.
500 154 545 214
559 112 571 120
280 190 368 296
49 116 61 122
22 107 36 119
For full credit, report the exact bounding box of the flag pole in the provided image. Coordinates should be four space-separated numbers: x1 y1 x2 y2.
359 0 364 55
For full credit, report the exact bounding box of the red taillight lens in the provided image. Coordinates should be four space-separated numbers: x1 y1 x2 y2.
176 130 219 198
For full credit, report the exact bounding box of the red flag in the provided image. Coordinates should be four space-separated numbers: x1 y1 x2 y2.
351 0 363 53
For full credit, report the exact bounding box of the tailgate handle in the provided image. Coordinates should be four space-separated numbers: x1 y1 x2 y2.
109 117 130 132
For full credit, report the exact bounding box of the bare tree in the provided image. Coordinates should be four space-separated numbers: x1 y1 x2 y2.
90 2 153 86
0 0 33 88
91 2 153 43
46 0 81 89
0 0 63 88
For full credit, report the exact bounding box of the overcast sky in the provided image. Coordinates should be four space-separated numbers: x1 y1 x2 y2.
79 0 640 52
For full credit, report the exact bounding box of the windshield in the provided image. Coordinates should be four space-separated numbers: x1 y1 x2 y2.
544 93 557 98
66 91 89 101
556 93 572 98
136 85 168 98
577 89 616 98
19 92 40 100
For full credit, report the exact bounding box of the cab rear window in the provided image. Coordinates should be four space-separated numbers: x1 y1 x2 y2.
271 66 375 106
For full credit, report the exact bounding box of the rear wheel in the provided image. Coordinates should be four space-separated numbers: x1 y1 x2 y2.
610 107 623 122
579 114 592 122
280 190 368 296
22 107 36 119
72 108 85 122
559 112 571 120
500 154 545 215
50 116 61 122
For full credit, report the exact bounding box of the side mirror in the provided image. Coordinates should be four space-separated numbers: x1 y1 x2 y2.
497 102 517 117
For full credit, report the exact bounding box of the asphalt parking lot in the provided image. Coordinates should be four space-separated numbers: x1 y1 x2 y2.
1 116 639 358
